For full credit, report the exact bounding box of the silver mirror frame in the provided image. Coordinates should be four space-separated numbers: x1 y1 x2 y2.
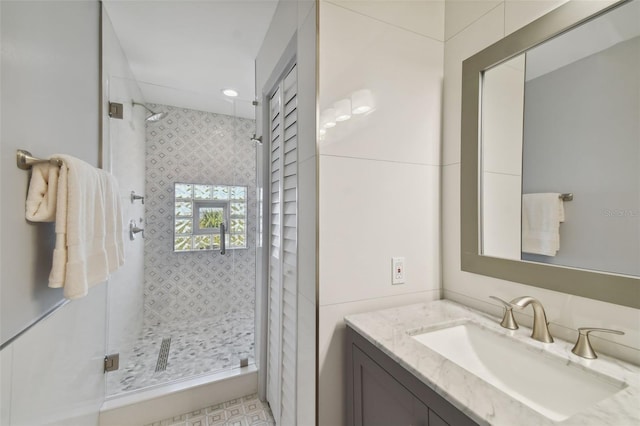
461 0 639 309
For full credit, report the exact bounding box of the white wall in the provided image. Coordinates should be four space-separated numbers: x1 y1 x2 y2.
101 7 146 362
442 0 640 365
255 1 317 424
317 2 444 425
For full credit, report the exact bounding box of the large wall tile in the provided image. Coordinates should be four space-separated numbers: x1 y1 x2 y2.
550 295 640 363
442 3 504 165
318 291 440 426
319 2 443 166
318 3 444 422
504 0 568 35
297 294 316 426
441 164 461 282
445 0 502 40
327 0 445 41
319 156 440 306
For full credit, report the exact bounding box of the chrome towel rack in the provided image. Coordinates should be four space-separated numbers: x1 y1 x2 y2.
16 149 63 170
559 193 573 201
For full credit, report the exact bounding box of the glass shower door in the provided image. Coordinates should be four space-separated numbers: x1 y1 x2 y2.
103 74 148 397
104 84 258 397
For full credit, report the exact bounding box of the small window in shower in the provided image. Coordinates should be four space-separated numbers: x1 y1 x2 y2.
195 203 225 232
174 183 248 252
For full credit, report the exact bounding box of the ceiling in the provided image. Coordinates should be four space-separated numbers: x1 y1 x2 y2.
103 0 278 119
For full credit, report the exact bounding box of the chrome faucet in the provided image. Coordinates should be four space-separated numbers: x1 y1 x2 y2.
509 296 554 343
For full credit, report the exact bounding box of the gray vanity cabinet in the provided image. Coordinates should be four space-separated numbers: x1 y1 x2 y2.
347 326 477 426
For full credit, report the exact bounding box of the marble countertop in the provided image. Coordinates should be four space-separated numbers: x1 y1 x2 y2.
344 300 640 426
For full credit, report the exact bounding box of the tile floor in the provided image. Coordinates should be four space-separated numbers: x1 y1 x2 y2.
144 394 275 426
107 312 254 395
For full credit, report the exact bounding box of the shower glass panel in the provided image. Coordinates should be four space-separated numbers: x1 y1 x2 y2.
104 75 257 397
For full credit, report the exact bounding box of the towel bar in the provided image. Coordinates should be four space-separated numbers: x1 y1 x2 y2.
16 149 63 170
559 193 573 201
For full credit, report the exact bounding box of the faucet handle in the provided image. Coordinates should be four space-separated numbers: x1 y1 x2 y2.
571 327 625 359
129 220 145 240
131 190 145 204
489 296 519 330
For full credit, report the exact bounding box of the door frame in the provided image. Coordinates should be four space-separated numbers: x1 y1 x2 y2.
255 33 298 403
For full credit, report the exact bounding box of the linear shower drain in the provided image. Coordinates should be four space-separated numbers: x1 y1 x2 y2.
155 338 171 372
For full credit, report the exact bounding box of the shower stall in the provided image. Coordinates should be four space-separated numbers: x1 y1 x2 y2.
104 76 259 400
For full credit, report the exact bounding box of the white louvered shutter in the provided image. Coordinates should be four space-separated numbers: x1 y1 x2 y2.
267 64 298 425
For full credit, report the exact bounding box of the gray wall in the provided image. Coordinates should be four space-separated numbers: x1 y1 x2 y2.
143 104 256 325
1 2 108 425
522 37 640 276
1 0 100 345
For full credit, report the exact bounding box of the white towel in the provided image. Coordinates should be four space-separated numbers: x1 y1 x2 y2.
522 193 565 256
25 163 60 222
26 155 124 299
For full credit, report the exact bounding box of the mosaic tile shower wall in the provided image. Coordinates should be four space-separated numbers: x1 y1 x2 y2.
144 104 256 325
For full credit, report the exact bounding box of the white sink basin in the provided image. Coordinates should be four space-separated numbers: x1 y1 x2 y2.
411 322 626 421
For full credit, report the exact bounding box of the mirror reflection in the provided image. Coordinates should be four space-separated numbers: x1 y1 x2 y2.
480 0 640 277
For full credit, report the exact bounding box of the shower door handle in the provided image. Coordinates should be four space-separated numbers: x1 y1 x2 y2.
220 223 226 255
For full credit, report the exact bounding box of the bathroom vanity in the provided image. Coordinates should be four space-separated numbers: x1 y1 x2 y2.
345 301 640 425
347 323 477 426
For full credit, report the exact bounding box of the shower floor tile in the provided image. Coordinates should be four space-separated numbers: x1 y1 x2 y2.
144 393 275 426
107 313 254 396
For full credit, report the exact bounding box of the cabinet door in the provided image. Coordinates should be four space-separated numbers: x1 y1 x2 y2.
414 400 450 426
347 327 477 426
413 399 430 426
429 408 449 426
352 345 415 426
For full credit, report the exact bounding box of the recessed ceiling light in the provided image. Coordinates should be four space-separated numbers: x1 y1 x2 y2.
222 89 239 97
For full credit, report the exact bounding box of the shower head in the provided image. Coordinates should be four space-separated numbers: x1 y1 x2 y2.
132 101 167 122
146 111 168 122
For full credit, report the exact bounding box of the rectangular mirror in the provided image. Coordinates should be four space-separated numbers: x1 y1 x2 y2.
461 0 639 308
174 183 248 252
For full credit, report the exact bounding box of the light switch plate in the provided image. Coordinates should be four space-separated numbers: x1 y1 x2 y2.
392 257 405 284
